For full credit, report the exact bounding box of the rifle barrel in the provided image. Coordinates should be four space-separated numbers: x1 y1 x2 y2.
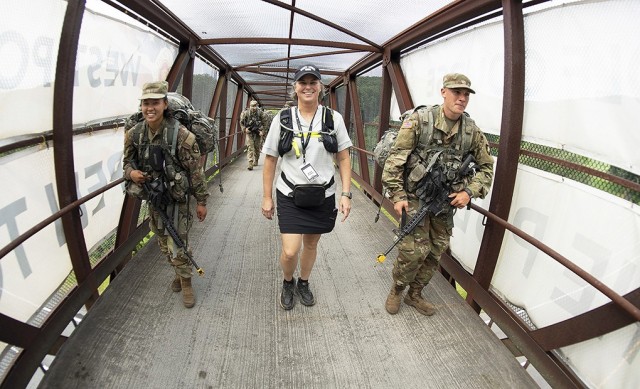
129 161 205 276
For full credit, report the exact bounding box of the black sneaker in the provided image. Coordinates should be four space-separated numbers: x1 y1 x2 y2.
295 278 315 306
280 279 295 310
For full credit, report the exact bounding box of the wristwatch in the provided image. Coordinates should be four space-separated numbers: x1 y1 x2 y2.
341 191 353 199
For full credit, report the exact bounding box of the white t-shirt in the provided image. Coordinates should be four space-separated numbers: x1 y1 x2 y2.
262 105 353 197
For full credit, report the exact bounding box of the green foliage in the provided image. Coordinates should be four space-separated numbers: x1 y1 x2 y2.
485 134 639 204
176 73 218 114
356 76 382 123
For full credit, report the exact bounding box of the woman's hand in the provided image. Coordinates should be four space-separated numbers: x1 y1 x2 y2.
339 196 351 222
261 197 274 220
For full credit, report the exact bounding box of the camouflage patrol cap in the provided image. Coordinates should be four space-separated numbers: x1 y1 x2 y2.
250 100 258 107
442 73 475 94
140 81 168 99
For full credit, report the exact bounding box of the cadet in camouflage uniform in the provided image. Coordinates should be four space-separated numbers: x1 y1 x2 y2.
382 73 494 316
240 100 267 170
123 81 209 308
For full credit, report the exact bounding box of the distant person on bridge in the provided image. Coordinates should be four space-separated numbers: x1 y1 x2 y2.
123 81 209 308
241 99 268 170
382 73 494 316
261 64 353 310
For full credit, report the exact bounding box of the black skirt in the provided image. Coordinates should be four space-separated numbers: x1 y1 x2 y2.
276 190 338 234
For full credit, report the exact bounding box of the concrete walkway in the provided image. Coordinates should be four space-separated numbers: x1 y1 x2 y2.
40 154 538 388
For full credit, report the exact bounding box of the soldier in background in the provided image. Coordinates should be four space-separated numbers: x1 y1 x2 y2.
381 73 494 316
123 81 209 308
240 100 267 170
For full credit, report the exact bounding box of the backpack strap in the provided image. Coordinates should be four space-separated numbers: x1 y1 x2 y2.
131 121 145 148
161 119 181 158
321 106 334 133
460 114 474 154
278 108 294 157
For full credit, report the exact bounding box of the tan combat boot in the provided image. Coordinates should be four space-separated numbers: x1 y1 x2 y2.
180 276 195 308
404 286 435 316
171 274 181 292
385 284 406 314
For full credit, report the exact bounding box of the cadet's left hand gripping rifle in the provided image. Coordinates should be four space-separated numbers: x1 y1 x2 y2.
130 162 205 276
376 154 476 263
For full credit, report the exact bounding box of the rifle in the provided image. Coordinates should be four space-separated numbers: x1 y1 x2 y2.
376 153 476 263
130 162 205 276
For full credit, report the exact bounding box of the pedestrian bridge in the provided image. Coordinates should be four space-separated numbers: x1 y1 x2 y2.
37 154 539 388
1 1 639 388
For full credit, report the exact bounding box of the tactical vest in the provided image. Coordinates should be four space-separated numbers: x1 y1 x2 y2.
242 109 263 133
130 118 190 202
405 105 474 193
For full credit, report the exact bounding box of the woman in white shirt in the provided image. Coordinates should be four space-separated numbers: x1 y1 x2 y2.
261 64 353 310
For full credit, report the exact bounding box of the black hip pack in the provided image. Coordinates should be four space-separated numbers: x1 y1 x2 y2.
281 172 335 208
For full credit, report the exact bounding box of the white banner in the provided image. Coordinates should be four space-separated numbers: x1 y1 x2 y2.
0 0 178 138
393 18 505 136
0 130 125 322
522 0 640 175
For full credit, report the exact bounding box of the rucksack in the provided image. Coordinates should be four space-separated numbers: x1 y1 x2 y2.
373 104 474 168
125 92 217 155
373 105 428 167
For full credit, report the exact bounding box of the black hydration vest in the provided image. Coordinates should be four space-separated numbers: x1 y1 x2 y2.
277 106 337 156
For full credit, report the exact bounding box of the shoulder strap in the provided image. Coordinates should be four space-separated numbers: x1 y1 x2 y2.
280 107 292 127
161 119 181 158
322 106 334 132
170 120 179 156
460 114 474 153
132 122 145 145
424 106 435 147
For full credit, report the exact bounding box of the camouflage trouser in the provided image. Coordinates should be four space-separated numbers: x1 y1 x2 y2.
392 198 453 288
149 201 194 278
246 133 261 166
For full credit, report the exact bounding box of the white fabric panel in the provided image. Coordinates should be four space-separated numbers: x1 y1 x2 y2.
560 324 640 389
0 130 125 322
450 158 497 271
72 130 126 251
523 0 640 174
0 0 178 138
491 165 640 328
0 147 71 322
391 19 505 135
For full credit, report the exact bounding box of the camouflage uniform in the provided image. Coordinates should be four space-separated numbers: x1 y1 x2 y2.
240 103 267 169
123 118 209 278
382 104 494 290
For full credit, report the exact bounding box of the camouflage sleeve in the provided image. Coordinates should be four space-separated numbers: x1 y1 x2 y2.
176 127 210 205
260 111 270 132
381 112 419 202
122 128 137 180
466 126 494 199
240 111 247 128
